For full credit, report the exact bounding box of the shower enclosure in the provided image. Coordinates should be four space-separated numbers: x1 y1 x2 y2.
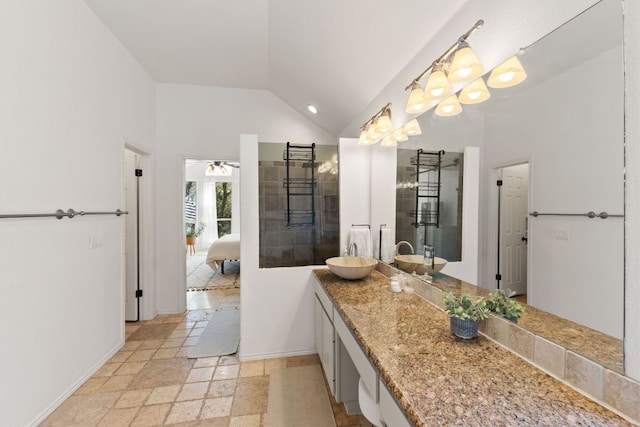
258 142 339 268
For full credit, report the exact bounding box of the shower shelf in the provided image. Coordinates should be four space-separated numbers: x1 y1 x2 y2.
283 142 316 227
413 149 444 228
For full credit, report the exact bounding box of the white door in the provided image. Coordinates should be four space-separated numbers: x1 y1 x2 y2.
124 149 139 321
499 164 529 295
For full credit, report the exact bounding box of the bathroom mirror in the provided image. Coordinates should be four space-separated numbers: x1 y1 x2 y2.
386 0 624 372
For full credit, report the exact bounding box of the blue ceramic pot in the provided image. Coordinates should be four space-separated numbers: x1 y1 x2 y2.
450 317 478 339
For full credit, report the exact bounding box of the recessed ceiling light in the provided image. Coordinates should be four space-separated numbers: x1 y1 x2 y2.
307 105 318 114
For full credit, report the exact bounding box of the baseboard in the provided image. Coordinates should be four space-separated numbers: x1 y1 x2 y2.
238 347 317 362
28 340 124 427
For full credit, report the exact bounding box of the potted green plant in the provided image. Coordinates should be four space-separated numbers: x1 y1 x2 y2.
444 293 489 339
486 289 524 323
186 221 207 246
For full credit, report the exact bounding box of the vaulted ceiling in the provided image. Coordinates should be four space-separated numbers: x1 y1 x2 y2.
84 0 467 136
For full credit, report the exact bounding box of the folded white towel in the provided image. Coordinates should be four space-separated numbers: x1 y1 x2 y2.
348 228 373 258
380 227 394 264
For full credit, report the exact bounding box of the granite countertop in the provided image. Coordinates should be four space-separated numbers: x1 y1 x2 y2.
429 273 624 373
314 269 633 427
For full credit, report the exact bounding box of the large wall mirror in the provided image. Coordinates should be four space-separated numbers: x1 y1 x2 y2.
383 0 624 373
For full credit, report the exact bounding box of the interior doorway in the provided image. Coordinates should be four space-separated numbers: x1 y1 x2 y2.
496 163 529 297
183 159 240 301
124 148 141 321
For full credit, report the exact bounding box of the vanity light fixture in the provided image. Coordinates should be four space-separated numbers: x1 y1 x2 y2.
393 128 409 142
458 77 491 104
404 20 484 115
487 55 527 88
358 103 393 145
380 134 398 147
435 94 463 117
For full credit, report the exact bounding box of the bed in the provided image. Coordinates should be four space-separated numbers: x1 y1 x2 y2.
206 233 240 274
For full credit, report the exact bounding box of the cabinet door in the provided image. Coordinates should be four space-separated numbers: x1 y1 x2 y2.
321 306 335 396
314 297 323 356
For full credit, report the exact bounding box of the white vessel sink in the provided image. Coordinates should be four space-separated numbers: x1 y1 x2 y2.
394 254 447 275
326 256 378 280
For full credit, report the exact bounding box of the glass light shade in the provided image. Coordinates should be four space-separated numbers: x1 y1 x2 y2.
487 56 527 88
404 119 422 136
448 43 484 84
393 128 408 142
380 135 397 147
205 163 215 176
459 78 491 104
424 65 452 100
375 114 393 134
358 129 373 145
406 83 427 114
435 94 463 117
367 119 381 141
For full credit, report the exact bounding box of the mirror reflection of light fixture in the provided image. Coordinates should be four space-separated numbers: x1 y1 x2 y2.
380 134 397 147
487 55 527 88
435 94 463 117
459 77 491 104
424 62 452 101
447 40 485 84
375 109 393 134
404 119 422 136
404 20 484 115
393 128 408 142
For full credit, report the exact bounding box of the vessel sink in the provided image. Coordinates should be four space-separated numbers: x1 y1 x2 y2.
394 254 447 275
326 256 378 280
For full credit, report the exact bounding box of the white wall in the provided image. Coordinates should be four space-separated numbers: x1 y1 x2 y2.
0 1 155 425
155 84 335 314
239 135 320 360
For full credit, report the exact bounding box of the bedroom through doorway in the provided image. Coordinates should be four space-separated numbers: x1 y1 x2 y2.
183 159 240 312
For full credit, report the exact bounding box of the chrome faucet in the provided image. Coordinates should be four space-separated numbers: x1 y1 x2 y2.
347 242 358 256
395 241 414 255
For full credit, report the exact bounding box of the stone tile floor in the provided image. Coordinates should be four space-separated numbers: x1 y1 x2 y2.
42 287 371 426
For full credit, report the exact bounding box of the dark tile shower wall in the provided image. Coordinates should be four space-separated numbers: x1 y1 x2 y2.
258 146 339 268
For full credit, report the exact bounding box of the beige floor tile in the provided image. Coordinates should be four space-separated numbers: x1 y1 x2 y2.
128 349 157 362
137 339 165 350
200 396 233 419
131 403 172 427
125 324 141 334
208 379 237 398
229 414 261 427
75 377 108 395
115 389 152 408
285 354 320 367
41 392 121 427
230 376 269 417
183 336 200 346
213 365 240 380
177 382 209 401
263 358 286 375
96 407 139 427
194 356 219 368
175 321 197 330
187 367 215 383
195 321 209 328
165 400 203 424
94 363 122 377
170 329 191 338
162 338 186 348
146 385 181 405
152 347 179 360
115 361 147 376
129 358 195 389
100 374 135 392
109 351 133 364
239 361 264 377
122 341 143 351
176 347 194 358
218 355 240 366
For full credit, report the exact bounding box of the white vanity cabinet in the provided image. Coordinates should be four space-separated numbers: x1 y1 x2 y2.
379 380 412 427
314 296 335 395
